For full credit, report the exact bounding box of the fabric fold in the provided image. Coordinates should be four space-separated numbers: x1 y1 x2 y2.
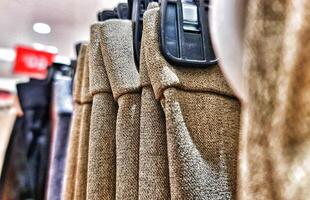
74 45 92 200
143 5 241 199
87 23 118 200
100 19 141 200
100 19 140 99
138 11 170 199
144 10 234 101
62 44 87 200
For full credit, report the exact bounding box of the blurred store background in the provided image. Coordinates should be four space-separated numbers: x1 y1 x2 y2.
0 0 125 90
0 0 126 195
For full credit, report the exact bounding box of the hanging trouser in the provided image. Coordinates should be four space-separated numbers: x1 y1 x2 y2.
100 19 141 200
46 74 73 200
138 8 170 199
0 102 16 177
62 44 87 200
0 79 52 200
87 23 118 200
239 1 310 200
74 46 92 200
0 117 21 200
143 5 241 199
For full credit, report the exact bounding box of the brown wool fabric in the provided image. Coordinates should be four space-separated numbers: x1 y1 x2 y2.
239 1 310 200
62 44 87 200
87 23 118 200
100 19 141 200
138 12 170 200
144 5 241 199
74 46 92 200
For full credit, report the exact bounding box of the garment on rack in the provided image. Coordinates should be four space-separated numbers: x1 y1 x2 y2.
0 95 16 178
138 4 170 198
87 23 118 200
143 4 241 199
46 73 73 200
62 44 87 200
0 79 52 200
74 46 92 200
100 19 141 200
239 1 310 199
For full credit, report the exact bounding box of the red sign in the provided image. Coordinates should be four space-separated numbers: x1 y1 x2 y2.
13 46 55 79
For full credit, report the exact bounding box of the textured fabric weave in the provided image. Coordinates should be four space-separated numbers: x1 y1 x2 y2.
87 23 118 200
74 46 92 200
239 1 310 199
100 19 141 200
144 5 241 199
62 44 87 200
138 13 170 199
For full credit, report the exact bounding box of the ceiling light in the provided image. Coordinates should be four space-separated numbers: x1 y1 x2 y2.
32 43 58 54
46 46 58 54
0 48 16 62
33 23 51 34
32 43 45 51
54 55 71 65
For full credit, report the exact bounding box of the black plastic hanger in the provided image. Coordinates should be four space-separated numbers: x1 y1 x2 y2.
97 10 118 21
160 0 217 67
115 3 129 19
131 0 159 69
75 43 82 57
127 0 133 19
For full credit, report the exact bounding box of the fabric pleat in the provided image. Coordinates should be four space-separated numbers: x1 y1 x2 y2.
74 46 92 200
138 10 170 199
239 1 310 199
100 19 141 200
87 23 118 200
143 5 241 200
62 44 87 200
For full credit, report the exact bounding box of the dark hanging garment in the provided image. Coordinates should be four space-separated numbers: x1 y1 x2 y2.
46 74 73 200
0 117 22 200
0 98 16 178
0 79 52 200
